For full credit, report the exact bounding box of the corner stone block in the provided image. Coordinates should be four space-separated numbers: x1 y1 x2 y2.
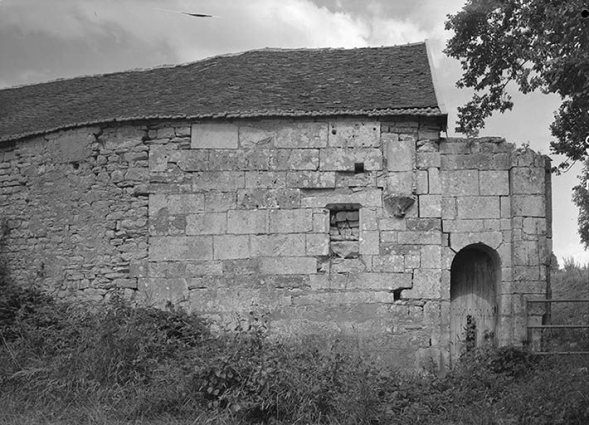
293 291 396 305
306 233 330 256
102 126 145 150
500 196 511 218
53 131 93 163
186 212 227 235
385 136 415 172
269 208 313 233
149 193 205 216
301 188 382 208
511 168 545 195
428 168 441 194
251 233 306 257
150 236 213 261
457 197 500 219
259 257 317 275
513 280 546 295
191 123 238 149
286 171 336 188
238 188 301 209
239 122 276 149
205 150 246 171
419 195 442 218
360 208 378 231
129 259 149 278
150 211 186 236
372 255 404 272
185 261 224 276
149 145 171 172
227 209 268 234
449 231 503 252
512 196 545 217
382 172 413 195
213 235 250 260
442 219 482 233
138 278 188 307
441 170 479 196
359 231 380 255
275 122 328 148
416 152 440 169
441 197 457 219
513 241 540 266
397 230 440 245
205 192 237 212
193 171 245 191
403 269 441 299
497 243 512 267
416 170 429 194
421 245 441 269
271 149 320 171
480 171 509 196
313 209 330 233
173 150 209 172
319 148 383 171
347 272 412 291
188 288 292 314
328 121 381 148
245 171 287 188
378 217 407 231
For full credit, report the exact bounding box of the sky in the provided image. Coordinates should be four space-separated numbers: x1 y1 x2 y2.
0 0 586 265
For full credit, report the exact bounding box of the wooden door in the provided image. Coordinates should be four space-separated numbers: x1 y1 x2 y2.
450 246 498 362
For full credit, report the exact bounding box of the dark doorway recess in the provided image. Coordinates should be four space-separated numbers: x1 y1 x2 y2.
450 244 500 362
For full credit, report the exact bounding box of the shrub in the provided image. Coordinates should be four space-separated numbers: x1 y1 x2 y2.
1 281 588 425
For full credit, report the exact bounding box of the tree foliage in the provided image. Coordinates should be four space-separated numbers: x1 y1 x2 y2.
445 0 589 247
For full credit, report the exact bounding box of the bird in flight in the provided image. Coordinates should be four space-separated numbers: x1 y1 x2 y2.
152 7 220 18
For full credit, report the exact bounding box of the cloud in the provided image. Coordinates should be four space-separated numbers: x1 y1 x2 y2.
0 0 446 73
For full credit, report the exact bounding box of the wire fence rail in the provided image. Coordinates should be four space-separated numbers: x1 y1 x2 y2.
526 299 589 355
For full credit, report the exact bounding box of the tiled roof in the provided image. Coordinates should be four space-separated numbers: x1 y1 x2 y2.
0 42 446 142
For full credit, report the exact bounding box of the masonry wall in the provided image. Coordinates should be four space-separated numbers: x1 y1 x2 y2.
0 117 551 370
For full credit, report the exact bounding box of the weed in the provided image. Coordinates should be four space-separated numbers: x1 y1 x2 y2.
1 280 588 425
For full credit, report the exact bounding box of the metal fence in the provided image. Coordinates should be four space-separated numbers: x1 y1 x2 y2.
526 299 589 355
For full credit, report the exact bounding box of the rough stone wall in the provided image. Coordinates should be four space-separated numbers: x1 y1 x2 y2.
0 117 551 370
437 138 551 354
137 117 447 369
0 126 149 300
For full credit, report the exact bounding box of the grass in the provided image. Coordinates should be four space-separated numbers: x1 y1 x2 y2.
1 276 588 424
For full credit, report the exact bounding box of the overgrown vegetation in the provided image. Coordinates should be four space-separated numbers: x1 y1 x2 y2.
1 279 588 424
544 258 589 352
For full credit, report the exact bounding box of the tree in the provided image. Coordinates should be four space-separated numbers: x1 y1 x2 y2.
444 0 589 247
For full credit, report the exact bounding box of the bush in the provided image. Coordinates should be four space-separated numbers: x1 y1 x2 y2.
190 313 386 424
1 281 588 425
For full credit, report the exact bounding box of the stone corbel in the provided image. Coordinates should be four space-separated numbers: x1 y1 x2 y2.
383 194 416 218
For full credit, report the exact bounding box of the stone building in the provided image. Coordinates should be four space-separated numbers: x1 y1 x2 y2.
0 42 551 369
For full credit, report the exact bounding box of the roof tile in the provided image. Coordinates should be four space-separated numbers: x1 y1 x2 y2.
0 43 445 142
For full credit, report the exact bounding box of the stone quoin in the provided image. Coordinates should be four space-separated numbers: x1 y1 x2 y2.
0 42 551 370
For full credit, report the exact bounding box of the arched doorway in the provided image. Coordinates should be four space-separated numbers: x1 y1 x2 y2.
450 244 500 363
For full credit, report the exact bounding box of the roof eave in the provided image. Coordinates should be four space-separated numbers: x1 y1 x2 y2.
0 107 445 143
424 39 448 132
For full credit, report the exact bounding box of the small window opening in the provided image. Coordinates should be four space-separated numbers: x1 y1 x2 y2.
328 204 360 259
354 162 365 174
329 207 359 241
393 289 402 301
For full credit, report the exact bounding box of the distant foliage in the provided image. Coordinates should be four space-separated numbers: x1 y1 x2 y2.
547 260 589 351
445 0 589 247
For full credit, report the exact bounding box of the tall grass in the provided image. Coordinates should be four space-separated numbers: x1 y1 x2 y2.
1 279 588 424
